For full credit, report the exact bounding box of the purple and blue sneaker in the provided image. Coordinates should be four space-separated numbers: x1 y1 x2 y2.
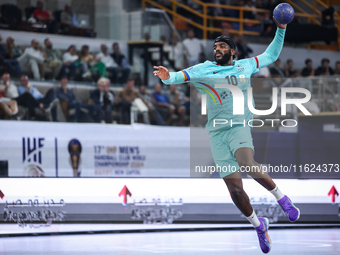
255 217 271 254
278 195 300 222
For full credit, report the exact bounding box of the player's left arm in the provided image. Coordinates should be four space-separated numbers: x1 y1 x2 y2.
253 18 287 70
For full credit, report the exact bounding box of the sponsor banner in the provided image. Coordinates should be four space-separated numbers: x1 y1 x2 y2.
0 121 190 177
0 179 339 225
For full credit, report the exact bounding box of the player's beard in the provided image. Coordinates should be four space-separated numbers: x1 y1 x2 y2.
215 49 232 65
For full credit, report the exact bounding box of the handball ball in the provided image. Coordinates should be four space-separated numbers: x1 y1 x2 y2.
273 3 294 25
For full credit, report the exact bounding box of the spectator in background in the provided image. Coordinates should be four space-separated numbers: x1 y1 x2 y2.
164 36 187 71
63 45 79 80
0 73 19 99
111 43 130 84
96 44 118 82
301 59 315 77
57 77 97 122
165 84 188 126
60 4 79 27
33 1 56 33
284 59 299 77
334 61 340 75
119 78 148 124
139 85 166 125
316 58 334 76
79 45 95 80
152 83 174 125
80 45 106 80
269 58 285 78
182 28 202 66
44 38 63 80
17 39 46 80
233 34 253 60
90 77 115 123
244 0 256 19
33 1 52 22
0 36 22 77
4 37 22 60
17 75 58 121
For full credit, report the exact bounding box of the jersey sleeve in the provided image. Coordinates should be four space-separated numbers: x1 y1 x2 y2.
247 28 286 74
162 63 203 85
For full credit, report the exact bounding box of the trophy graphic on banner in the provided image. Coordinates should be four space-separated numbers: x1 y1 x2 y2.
68 139 82 177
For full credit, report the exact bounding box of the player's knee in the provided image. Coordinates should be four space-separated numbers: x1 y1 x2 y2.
237 158 256 168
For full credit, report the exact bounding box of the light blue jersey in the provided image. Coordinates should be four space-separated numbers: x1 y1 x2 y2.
163 28 286 132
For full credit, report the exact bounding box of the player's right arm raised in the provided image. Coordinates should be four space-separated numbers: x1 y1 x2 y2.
254 17 287 70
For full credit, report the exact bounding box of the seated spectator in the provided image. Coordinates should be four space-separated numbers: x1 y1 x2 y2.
57 77 98 122
119 78 149 124
4 37 22 60
139 85 166 125
60 4 79 27
44 38 65 79
96 44 118 82
233 34 253 60
0 73 19 119
111 43 130 84
0 73 19 99
0 36 22 77
18 75 58 121
33 1 56 33
17 39 46 80
316 58 334 76
284 59 299 77
270 58 285 78
334 61 340 75
1 73 51 120
301 59 315 77
33 1 52 22
63 45 80 80
90 78 115 123
80 45 106 80
165 84 188 126
152 83 174 125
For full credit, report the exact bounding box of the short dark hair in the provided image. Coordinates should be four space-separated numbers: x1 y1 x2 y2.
44 38 49 43
287 59 293 63
336 61 340 65
305 59 312 64
321 58 330 64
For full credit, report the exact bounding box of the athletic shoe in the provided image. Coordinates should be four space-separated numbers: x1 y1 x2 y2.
277 195 300 222
255 217 271 254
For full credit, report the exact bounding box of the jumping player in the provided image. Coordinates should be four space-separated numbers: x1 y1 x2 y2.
153 17 300 254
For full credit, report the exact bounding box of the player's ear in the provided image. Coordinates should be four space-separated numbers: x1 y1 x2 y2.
231 48 236 57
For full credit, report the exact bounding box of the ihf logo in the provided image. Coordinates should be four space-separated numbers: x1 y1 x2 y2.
22 137 45 164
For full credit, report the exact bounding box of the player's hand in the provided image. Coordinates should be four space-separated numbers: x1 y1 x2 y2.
273 16 287 29
153 66 170 80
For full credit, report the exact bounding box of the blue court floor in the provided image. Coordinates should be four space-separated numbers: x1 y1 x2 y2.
0 227 339 254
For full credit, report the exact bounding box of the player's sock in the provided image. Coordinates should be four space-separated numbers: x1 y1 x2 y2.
269 185 284 201
246 210 261 228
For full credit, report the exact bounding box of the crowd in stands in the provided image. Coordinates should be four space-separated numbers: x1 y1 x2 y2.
0 72 192 126
0 35 131 84
0 1 95 37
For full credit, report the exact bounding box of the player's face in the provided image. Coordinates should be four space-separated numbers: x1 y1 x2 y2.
214 42 232 65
